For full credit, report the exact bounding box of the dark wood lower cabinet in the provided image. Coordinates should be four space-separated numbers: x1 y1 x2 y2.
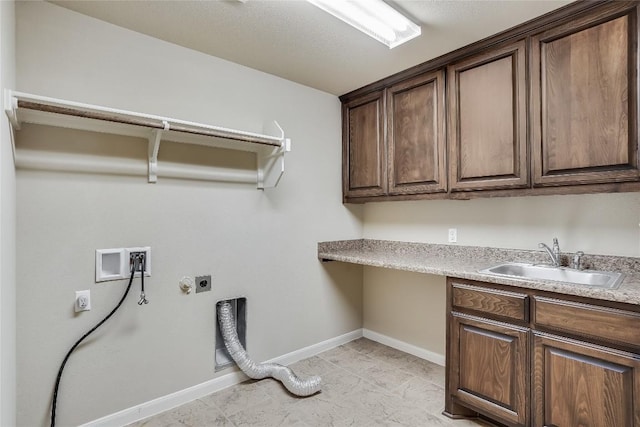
446 278 640 427
448 314 529 426
533 333 640 427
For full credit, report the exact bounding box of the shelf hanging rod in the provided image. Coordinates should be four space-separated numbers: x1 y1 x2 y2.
10 92 283 147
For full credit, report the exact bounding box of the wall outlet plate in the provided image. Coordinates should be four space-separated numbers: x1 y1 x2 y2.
195 275 212 293
448 228 457 243
75 290 91 312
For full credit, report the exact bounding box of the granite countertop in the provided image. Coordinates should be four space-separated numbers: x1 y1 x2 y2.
318 239 640 306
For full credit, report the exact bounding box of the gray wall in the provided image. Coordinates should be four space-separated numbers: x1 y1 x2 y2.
1 1 16 426
363 193 640 358
16 1 640 425
15 2 362 426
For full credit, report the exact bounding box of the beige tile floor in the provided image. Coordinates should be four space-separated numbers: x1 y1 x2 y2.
128 338 490 427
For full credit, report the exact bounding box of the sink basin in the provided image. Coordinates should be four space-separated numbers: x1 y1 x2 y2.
479 262 624 289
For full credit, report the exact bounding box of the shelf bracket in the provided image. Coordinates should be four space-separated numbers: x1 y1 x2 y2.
257 138 291 189
148 121 168 183
257 121 290 189
4 90 20 130
3 90 18 162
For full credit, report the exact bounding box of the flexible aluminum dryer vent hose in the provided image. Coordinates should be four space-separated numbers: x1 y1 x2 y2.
217 301 322 397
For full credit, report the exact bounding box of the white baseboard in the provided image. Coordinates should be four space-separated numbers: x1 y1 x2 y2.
265 329 363 366
362 329 445 367
81 329 363 427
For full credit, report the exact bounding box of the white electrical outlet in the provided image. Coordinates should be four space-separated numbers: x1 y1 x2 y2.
448 228 458 243
75 290 91 312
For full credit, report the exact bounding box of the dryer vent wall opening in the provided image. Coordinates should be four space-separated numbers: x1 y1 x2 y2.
215 297 246 371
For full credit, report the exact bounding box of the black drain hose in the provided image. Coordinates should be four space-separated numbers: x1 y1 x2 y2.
50 264 137 427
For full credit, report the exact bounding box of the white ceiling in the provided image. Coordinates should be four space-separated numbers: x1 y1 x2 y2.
49 0 572 96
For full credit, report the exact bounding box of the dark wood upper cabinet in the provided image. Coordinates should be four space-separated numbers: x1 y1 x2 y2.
341 1 640 202
343 72 447 201
387 70 446 195
448 40 528 192
531 3 640 186
343 91 386 198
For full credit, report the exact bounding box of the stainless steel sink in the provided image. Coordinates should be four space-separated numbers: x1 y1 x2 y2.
479 262 624 289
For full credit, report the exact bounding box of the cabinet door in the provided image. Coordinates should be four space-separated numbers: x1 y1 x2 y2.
343 90 386 198
531 4 640 186
448 40 528 191
387 70 446 195
448 313 529 426
533 332 640 427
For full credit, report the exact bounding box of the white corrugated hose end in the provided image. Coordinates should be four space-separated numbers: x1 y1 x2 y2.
217 301 322 397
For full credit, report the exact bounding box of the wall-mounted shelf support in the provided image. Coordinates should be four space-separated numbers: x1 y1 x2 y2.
148 127 164 183
257 121 291 189
4 90 291 188
4 89 18 162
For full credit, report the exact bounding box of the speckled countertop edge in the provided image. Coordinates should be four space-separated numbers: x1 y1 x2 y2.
318 239 640 306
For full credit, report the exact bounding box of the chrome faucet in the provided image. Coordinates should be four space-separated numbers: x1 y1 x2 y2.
538 237 561 267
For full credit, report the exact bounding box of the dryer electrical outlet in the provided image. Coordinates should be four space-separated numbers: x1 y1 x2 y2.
195 275 212 293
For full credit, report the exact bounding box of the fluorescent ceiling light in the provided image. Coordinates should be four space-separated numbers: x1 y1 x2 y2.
307 0 421 49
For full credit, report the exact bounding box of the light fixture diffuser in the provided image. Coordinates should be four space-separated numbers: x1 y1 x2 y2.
307 0 421 48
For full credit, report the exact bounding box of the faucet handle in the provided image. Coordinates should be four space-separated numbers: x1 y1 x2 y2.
573 251 585 270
